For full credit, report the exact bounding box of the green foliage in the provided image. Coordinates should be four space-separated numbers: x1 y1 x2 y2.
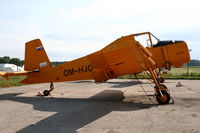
3 56 10 63
10 58 22 66
0 56 23 66
187 59 200 66
0 57 6 63
164 67 200 78
0 76 26 87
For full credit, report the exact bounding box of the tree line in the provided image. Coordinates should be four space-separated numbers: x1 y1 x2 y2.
187 59 200 66
0 56 23 66
0 56 200 67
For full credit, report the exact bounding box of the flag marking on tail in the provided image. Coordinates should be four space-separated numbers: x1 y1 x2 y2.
36 46 44 51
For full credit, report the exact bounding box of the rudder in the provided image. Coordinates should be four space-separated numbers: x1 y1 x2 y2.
24 39 52 71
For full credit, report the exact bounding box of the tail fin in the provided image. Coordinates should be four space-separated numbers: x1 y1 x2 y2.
24 39 52 71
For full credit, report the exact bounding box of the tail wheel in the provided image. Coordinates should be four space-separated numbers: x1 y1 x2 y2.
43 90 50 96
155 85 171 104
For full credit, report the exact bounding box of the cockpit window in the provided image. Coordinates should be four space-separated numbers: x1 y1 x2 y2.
153 40 184 47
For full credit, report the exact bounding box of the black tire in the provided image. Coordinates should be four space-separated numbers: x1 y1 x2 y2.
43 90 50 96
156 90 170 104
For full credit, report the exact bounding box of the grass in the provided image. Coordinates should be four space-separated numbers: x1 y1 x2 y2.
162 67 200 79
0 76 26 88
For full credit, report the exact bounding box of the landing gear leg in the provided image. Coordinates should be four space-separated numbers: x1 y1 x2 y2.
149 68 171 104
43 82 55 96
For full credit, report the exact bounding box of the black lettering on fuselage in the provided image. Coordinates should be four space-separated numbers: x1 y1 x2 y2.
64 65 93 77
64 68 75 76
88 65 93 71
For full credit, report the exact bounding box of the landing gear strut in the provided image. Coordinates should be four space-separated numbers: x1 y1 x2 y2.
43 82 55 96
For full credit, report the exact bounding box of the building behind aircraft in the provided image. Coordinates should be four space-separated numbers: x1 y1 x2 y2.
0 64 23 72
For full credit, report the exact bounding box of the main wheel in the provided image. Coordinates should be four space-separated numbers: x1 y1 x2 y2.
156 90 170 104
155 85 171 104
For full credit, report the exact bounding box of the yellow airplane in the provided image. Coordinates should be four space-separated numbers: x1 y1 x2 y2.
0 32 190 104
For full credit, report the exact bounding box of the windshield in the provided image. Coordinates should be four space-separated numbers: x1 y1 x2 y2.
134 32 160 47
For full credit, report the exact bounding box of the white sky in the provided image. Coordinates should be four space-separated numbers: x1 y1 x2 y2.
0 0 199 61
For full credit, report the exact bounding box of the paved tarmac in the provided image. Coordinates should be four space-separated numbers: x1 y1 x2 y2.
0 79 199 133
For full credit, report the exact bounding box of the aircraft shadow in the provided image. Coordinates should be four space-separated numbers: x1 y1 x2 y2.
71 80 143 88
106 81 142 88
0 90 155 133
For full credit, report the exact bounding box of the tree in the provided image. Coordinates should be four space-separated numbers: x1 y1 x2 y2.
3 56 10 63
0 57 6 63
188 59 200 66
10 58 21 66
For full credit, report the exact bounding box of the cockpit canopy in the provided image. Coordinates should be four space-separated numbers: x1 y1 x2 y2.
153 40 184 47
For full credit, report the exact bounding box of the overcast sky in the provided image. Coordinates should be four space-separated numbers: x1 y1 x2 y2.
0 0 199 61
